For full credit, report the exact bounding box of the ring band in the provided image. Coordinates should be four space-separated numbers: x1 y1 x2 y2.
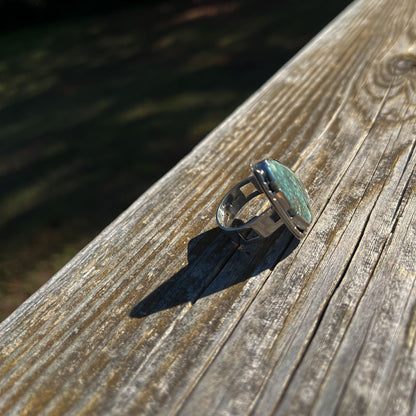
216 159 312 241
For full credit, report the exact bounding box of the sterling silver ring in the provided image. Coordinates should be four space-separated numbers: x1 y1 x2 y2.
216 159 312 241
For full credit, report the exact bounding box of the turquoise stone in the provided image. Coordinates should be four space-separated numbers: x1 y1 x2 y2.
262 159 312 224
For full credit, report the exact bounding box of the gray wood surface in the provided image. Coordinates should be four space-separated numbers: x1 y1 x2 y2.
1 0 416 414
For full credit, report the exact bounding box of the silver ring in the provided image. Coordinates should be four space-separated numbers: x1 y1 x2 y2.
216 159 312 241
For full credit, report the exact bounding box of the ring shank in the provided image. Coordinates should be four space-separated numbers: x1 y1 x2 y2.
216 176 284 239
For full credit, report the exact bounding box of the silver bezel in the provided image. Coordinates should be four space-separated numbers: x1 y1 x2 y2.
250 160 311 239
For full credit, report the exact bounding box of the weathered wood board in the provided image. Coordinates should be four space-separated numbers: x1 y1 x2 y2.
1 0 416 414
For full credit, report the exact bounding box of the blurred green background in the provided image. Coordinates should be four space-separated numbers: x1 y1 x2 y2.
0 0 352 321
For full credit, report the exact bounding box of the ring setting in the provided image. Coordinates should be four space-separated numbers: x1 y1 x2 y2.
216 159 312 241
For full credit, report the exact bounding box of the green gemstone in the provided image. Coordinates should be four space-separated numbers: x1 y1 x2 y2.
263 159 312 224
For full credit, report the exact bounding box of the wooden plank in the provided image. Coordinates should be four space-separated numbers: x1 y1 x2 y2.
1 0 416 414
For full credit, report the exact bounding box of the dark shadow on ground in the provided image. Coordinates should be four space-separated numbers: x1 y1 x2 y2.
130 228 299 318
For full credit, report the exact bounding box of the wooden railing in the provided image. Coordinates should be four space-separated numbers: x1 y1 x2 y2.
1 0 416 414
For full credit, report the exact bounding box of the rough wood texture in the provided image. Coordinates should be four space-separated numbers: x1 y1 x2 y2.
1 0 416 414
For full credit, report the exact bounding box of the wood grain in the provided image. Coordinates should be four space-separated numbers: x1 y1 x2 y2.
1 0 416 414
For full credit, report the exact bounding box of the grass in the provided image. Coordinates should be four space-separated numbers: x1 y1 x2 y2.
0 0 352 320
